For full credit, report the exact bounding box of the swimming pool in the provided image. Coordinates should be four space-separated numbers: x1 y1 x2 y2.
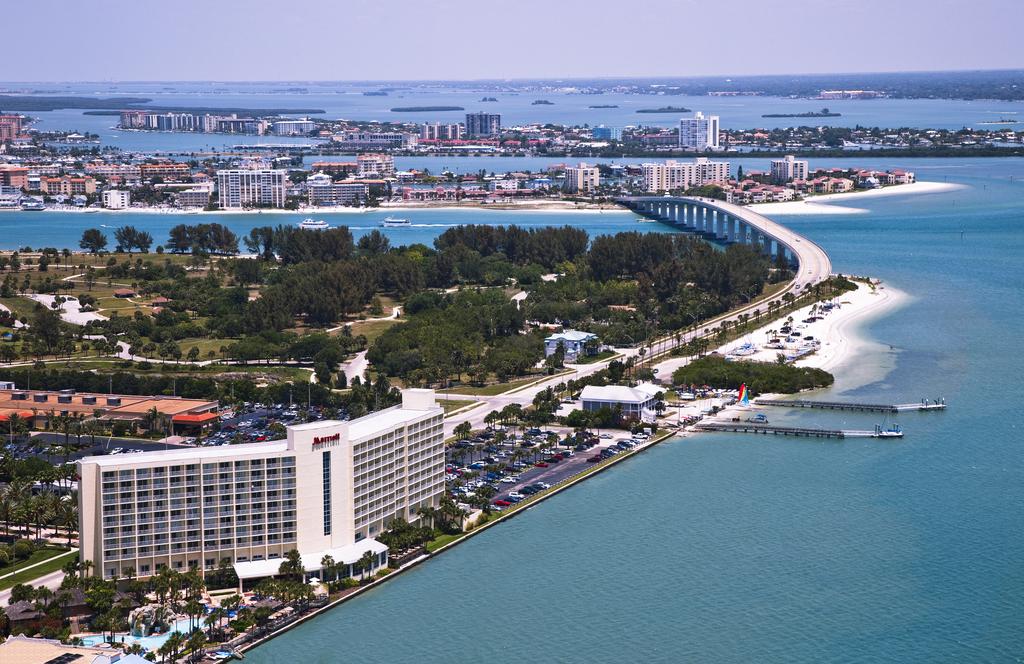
79 617 199 651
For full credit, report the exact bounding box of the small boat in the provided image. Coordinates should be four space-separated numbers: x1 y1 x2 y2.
874 423 903 438
381 216 411 227
298 218 330 231
746 413 769 424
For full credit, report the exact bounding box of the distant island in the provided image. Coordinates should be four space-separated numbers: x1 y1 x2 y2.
589 104 619 108
532 99 554 105
82 104 327 116
363 91 388 96
480 97 498 102
762 107 841 118
636 106 692 114
390 105 465 112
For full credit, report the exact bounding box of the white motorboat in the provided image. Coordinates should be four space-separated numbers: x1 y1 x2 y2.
381 216 411 227
298 218 330 231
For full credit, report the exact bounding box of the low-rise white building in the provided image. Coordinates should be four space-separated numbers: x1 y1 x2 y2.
306 173 369 206
101 189 130 209
579 383 663 423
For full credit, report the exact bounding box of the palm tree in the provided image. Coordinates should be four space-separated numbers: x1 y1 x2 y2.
320 554 336 583
278 549 304 583
357 551 375 582
143 407 162 436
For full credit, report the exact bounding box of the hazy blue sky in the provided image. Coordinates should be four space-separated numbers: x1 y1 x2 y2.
5 0 1022 81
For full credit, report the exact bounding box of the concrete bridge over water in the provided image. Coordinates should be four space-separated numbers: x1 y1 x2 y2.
617 196 833 293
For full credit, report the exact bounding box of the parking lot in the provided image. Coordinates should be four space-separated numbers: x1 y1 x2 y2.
446 427 653 510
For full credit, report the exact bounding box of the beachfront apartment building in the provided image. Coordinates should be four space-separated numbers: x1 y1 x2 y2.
641 158 730 193
306 173 369 206
40 176 97 196
356 153 395 179
102 189 130 209
78 389 444 583
216 169 287 209
679 112 720 151
465 112 501 138
563 163 600 193
770 155 809 183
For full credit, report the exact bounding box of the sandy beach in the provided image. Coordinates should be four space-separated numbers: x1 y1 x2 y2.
751 181 967 215
723 280 908 372
2 198 621 216
653 279 908 390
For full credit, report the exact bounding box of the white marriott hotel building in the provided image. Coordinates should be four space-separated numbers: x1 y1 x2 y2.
79 389 444 582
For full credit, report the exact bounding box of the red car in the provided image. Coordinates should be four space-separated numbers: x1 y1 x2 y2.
493 500 511 507
587 456 602 463
535 461 549 468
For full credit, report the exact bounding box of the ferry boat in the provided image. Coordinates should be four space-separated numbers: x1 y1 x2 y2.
381 216 411 227
298 218 330 231
20 198 45 211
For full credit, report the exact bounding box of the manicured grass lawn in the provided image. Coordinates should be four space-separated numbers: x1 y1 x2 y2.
447 371 569 397
425 533 465 553
0 549 76 591
0 297 41 320
437 399 480 414
572 350 618 365
0 546 70 578
347 318 399 344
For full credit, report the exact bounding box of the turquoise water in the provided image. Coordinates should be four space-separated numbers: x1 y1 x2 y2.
0 155 1013 251
238 159 1024 663
79 616 197 652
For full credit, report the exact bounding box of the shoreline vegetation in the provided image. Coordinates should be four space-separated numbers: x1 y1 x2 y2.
762 107 841 118
636 106 692 113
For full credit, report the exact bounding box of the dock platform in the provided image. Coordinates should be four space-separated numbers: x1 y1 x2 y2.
754 398 946 413
695 422 903 439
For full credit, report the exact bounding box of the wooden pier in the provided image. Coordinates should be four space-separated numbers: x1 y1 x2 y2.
695 422 901 439
754 398 946 413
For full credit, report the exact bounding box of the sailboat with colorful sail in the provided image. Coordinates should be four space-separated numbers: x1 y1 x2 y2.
737 383 750 407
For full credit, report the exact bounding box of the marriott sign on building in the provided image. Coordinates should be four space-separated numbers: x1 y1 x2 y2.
78 389 444 584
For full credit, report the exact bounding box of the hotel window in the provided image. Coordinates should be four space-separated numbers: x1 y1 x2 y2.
322 450 332 536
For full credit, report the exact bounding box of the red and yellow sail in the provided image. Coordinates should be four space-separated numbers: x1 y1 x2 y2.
738 383 749 404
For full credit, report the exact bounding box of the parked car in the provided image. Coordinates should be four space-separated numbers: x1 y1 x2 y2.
493 500 512 507
535 461 549 468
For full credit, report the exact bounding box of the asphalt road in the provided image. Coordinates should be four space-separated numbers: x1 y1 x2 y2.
442 200 832 438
